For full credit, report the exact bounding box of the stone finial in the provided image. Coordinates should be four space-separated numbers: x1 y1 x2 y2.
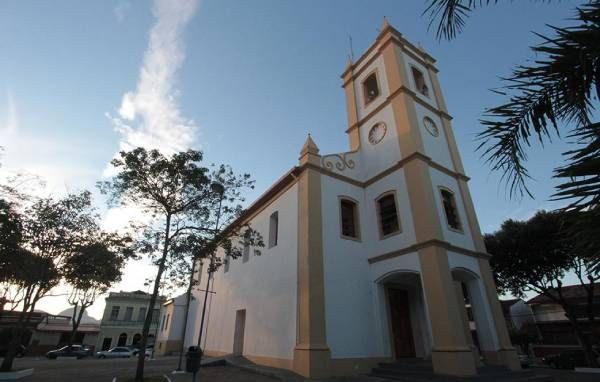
300 134 319 156
299 134 320 165
381 16 390 31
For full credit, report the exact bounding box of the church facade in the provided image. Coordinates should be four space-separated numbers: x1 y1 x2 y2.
186 22 520 378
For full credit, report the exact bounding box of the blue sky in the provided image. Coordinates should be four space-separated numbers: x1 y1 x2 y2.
0 1 581 318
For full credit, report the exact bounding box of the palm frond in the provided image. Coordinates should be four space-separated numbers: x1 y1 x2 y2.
477 2 600 197
423 1 557 41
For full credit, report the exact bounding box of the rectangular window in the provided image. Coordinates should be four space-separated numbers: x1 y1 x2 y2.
109 306 120 321
340 199 359 239
362 72 380 104
377 194 400 237
269 211 278 248
161 314 166 331
441 188 462 231
224 256 230 273
164 313 170 332
152 309 160 324
411 67 429 97
138 307 147 322
123 307 133 321
242 244 250 263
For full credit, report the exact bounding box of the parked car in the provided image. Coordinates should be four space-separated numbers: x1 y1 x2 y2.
96 346 134 359
542 349 600 369
46 345 91 359
0 344 26 358
129 345 153 357
517 353 530 368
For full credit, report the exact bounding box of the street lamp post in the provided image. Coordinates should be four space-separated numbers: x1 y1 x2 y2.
196 182 225 350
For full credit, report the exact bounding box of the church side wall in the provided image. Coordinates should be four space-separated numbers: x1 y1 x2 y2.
190 184 298 362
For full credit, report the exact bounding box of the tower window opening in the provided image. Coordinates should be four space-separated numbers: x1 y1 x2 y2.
411 67 429 97
377 193 400 237
340 198 359 239
362 72 380 105
440 188 462 231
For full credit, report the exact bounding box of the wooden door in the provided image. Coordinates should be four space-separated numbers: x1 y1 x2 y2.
388 288 416 358
233 309 246 355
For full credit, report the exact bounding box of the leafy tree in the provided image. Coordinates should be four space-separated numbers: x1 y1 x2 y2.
0 191 100 372
0 249 60 371
485 210 599 366
0 199 23 314
99 148 262 382
62 238 131 347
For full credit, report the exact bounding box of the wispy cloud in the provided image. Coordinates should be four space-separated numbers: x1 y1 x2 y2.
3 92 18 135
113 0 132 23
108 0 200 162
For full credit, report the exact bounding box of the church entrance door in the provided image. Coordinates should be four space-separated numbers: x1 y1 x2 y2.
388 288 416 358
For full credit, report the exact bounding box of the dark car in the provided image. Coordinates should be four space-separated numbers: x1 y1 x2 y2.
45 345 91 359
542 349 600 369
0 344 26 358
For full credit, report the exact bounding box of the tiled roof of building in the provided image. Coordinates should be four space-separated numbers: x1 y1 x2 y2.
527 283 600 305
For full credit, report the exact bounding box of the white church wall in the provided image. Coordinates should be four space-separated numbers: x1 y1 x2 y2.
398 49 438 110
321 175 374 358
353 55 390 121
428 168 475 251
190 183 299 361
320 168 422 358
364 169 417 257
357 104 403 181
413 103 454 170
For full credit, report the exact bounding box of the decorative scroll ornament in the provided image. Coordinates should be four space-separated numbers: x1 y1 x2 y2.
321 152 356 172
368 122 387 145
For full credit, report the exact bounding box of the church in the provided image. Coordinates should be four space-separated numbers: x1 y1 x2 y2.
186 21 520 378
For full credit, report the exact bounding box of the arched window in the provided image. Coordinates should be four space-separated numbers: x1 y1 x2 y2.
362 71 380 105
411 66 429 97
269 211 278 248
117 333 127 346
440 188 462 231
339 198 359 239
376 193 400 238
132 333 141 346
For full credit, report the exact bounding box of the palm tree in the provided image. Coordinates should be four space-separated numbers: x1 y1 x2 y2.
423 0 600 366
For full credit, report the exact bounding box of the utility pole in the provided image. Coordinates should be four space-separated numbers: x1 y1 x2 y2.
175 259 200 371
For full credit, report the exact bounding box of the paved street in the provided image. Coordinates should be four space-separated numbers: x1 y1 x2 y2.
6 356 277 382
4 357 600 382
532 367 600 382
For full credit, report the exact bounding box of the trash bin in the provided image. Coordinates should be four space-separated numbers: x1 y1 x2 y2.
185 346 203 373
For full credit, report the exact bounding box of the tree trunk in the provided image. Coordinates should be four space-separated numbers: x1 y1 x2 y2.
68 303 86 347
135 213 171 382
0 300 28 372
565 308 599 368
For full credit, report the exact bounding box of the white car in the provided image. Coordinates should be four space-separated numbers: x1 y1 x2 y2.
96 346 133 359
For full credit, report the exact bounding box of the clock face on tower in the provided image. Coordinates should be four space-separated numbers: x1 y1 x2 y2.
368 122 387 145
423 117 440 137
